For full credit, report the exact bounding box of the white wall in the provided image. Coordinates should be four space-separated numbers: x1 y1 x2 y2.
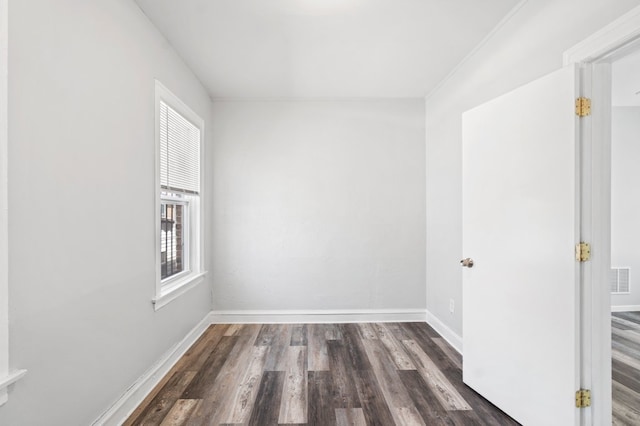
425 0 640 336
0 1 212 425
211 100 426 312
611 107 640 309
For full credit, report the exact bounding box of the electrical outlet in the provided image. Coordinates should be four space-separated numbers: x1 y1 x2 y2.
449 299 455 313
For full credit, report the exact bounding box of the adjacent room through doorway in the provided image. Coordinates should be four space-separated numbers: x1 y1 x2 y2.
610 45 640 425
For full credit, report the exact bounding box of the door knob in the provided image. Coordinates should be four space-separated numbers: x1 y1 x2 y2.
461 258 474 268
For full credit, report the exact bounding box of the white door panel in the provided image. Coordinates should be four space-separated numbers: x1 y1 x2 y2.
462 66 580 426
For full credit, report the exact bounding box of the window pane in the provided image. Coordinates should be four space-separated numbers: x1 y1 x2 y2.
161 202 185 280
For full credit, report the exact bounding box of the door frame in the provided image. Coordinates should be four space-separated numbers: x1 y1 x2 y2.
564 5 640 425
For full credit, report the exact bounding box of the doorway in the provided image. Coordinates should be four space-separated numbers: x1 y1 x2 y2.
561 6 640 424
458 7 640 425
609 46 640 424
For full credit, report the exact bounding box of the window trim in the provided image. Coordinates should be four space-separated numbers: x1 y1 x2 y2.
153 81 206 310
0 0 27 403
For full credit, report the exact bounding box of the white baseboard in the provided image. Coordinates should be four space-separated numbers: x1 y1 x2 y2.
209 309 427 324
612 304 640 312
425 309 463 354
91 312 214 426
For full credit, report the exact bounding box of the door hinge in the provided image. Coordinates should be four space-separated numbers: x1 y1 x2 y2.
575 97 591 117
576 389 591 408
575 242 591 262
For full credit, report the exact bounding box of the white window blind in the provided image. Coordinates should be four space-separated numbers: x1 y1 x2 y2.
160 100 201 194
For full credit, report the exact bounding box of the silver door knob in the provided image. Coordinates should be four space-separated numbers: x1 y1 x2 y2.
461 258 474 268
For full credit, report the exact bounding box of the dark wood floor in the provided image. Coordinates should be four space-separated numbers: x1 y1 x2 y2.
612 312 640 426
126 322 518 425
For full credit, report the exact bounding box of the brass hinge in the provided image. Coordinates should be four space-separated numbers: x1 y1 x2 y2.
575 97 591 117
575 242 591 262
576 389 591 408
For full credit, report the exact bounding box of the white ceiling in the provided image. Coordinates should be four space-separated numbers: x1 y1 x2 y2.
135 0 519 99
613 48 640 106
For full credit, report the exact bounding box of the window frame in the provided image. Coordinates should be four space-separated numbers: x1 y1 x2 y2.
153 81 206 310
0 0 27 403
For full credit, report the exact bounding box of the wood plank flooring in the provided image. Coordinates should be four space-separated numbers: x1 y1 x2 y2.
125 322 519 425
612 312 640 426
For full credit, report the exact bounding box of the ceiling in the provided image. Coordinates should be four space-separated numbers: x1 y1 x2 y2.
613 48 640 106
135 0 519 99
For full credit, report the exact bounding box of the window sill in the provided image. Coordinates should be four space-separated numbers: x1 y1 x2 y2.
0 370 27 406
152 271 207 311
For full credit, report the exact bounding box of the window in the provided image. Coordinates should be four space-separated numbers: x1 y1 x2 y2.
153 81 205 309
160 201 186 280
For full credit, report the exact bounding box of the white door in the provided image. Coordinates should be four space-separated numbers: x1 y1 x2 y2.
462 66 581 426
